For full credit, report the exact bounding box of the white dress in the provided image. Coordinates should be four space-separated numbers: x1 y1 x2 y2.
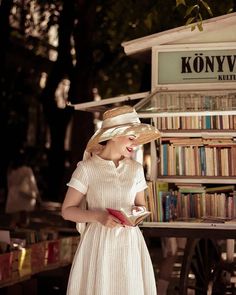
66 155 157 295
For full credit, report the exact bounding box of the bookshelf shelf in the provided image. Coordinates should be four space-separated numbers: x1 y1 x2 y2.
142 221 236 231
140 111 236 118
141 222 236 239
136 90 236 118
156 176 236 184
161 131 236 137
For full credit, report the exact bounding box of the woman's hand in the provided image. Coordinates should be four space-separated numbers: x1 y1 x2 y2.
97 211 122 228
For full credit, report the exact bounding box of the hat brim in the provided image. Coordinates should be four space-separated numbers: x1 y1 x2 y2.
86 123 161 153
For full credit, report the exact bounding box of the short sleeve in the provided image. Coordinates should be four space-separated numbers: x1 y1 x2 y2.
67 162 88 194
135 163 147 192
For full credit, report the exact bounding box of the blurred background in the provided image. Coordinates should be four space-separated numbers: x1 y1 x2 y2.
0 0 235 206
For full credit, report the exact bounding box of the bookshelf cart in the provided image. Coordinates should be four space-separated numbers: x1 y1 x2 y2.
123 15 236 294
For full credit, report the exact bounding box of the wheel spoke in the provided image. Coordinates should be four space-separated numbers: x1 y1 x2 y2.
179 238 223 295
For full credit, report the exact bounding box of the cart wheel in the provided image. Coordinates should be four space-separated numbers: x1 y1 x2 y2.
211 260 236 294
179 238 221 295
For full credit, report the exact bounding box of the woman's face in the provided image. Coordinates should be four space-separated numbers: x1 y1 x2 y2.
112 135 138 157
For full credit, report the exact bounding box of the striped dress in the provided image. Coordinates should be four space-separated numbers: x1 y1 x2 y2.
66 154 157 295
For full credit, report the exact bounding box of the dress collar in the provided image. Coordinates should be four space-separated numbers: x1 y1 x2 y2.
93 154 128 167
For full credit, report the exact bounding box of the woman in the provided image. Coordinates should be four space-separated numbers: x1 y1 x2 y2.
61 105 161 295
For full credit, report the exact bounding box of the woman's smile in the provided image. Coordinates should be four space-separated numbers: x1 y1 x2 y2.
126 147 133 153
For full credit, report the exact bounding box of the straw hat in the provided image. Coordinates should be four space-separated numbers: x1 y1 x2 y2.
86 105 161 153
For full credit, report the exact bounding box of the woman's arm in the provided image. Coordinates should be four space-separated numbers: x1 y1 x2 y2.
61 187 121 227
132 190 147 213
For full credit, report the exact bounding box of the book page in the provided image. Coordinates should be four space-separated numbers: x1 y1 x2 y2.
120 208 151 226
107 208 151 226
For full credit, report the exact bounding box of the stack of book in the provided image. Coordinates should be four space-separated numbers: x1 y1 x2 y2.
0 227 80 287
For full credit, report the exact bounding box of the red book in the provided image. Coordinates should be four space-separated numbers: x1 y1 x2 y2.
0 252 12 282
46 240 60 264
31 242 45 273
106 208 151 226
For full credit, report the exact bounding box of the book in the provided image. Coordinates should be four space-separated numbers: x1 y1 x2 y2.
46 240 60 265
200 216 232 223
205 185 235 193
144 182 154 221
155 182 169 222
178 187 206 193
106 207 151 226
18 247 32 277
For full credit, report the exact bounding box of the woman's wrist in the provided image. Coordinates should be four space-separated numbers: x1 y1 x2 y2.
93 210 104 223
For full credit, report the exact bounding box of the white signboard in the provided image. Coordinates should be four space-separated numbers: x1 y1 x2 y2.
152 44 236 90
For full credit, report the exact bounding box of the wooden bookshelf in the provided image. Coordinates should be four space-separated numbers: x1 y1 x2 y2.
139 90 236 227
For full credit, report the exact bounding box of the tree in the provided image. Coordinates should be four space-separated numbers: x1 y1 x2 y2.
0 0 234 203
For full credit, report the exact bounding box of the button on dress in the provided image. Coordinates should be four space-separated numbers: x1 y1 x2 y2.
66 155 157 295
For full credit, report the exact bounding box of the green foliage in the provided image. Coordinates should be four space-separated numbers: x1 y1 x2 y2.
176 0 234 31
176 0 186 6
201 0 213 16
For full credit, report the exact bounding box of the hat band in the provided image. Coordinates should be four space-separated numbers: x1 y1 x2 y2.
102 111 140 128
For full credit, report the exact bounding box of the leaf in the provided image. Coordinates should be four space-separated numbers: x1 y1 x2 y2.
184 5 199 18
185 17 195 26
144 14 152 30
191 25 196 31
197 21 203 31
200 0 213 16
176 0 186 7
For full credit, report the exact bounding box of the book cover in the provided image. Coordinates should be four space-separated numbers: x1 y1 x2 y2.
106 208 151 226
60 237 72 263
0 252 12 282
205 185 235 193
18 247 32 277
145 182 154 221
155 182 169 222
46 240 60 265
31 242 45 273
